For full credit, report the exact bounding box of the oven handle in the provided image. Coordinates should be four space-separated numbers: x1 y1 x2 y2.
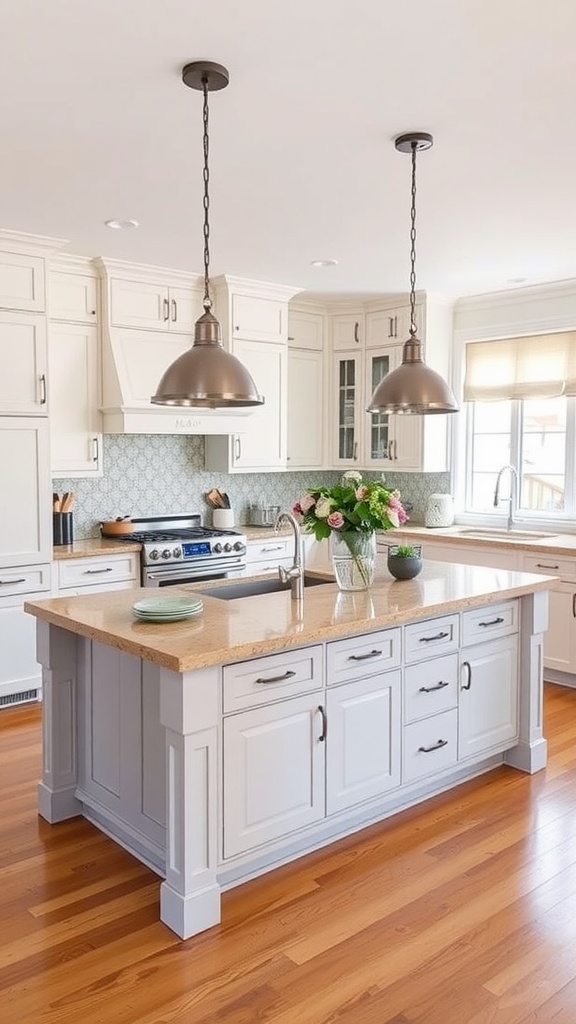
144 564 246 585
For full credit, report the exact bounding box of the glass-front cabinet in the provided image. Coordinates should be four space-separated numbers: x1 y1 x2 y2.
334 353 361 465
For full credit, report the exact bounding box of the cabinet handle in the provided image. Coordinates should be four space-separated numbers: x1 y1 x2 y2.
354 321 359 344
255 669 296 685
171 299 177 322
83 567 113 575
348 649 382 661
234 325 240 331
535 563 559 570
92 436 99 463
0 578 25 585
318 705 327 742
235 436 241 460
418 631 449 643
387 440 393 460
261 544 284 552
163 297 170 321
388 316 394 338
461 661 472 690
392 439 397 461
419 680 450 693
418 739 448 753
287 335 295 341
353 441 358 461
478 616 504 627
394 315 398 337
573 593 576 619
39 373 47 405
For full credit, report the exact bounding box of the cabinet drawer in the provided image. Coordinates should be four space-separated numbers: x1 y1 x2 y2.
245 538 292 564
0 563 51 597
404 654 458 724
57 553 138 590
461 600 518 646
223 645 323 712
326 628 401 686
403 709 458 783
404 615 459 664
522 552 576 582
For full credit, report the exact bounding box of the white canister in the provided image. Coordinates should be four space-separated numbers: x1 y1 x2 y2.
425 493 454 528
213 508 235 529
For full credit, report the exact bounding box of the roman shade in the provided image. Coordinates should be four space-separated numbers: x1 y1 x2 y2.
463 332 576 401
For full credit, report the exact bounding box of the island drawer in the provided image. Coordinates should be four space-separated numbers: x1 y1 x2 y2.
403 709 458 783
522 552 576 582
404 654 458 724
403 615 459 664
223 645 323 712
461 600 518 646
0 562 51 596
326 628 401 686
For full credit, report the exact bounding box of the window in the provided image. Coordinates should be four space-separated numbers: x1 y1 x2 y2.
463 332 576 521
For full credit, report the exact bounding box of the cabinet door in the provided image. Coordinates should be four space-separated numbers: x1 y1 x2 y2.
49 323 102 477
332 351 362 466
49 272 98 323
223 693 325 857
326 671 401 814
0 590 46 703
459 635 519 759
288 311 323 350
0 418 51 566
366 305 422 347
111 279 170 330
0 311 48 414
540 582 576 673
364 348 397 465
167 285 203 332
0 252 45 312
287 348 324 468
331 314 363 350
231 294 285 343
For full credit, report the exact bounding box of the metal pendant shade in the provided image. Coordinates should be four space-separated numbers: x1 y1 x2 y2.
152 62 264 409
367 132 458 416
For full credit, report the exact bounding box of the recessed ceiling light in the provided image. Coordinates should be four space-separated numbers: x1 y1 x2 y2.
105 219 139 230
311 259 338 268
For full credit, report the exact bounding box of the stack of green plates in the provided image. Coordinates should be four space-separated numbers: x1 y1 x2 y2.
132 596 204 623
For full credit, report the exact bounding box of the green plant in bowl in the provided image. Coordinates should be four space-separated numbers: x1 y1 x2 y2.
392 543 420 558
387 543 423 580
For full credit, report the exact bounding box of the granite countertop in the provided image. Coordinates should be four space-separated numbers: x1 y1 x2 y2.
382 524 576 556
25 560 554 674
52 537 142 559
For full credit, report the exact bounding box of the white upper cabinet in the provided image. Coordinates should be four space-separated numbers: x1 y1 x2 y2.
110 278 203 333
49 322 102 477
0 311 48 415
49 270 98 323
287 307 325 470
0 417 51 566
331 312 364 350
231 293 286 343
287 309 324 350
0 251 46 312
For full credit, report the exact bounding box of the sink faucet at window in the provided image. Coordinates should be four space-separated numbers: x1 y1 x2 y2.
493 465 519 531
275 510 304 601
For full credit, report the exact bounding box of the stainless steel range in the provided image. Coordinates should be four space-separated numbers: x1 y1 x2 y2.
111 514 247 588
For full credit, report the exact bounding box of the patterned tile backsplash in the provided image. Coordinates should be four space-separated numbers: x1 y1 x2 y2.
54 435 451 538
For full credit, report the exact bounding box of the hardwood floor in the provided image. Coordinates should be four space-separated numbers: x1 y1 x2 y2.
3 684 576 1023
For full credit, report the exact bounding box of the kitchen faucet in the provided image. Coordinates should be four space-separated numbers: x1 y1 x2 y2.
275 510 304 601
493 464 519 531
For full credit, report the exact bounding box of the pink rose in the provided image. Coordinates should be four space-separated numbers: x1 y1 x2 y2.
292 501 303 516
355 485 369 500
300 493 316 513
327 511 344 529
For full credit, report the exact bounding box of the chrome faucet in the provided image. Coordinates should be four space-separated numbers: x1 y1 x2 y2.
493 464 519 531
275 510 304 601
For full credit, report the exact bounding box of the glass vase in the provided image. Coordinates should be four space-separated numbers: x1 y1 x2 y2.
330 531 376 591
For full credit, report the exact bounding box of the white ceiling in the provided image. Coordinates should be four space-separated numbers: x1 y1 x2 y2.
3 0 576 301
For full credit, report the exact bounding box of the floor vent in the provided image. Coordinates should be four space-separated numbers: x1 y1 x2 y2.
0 689 39 707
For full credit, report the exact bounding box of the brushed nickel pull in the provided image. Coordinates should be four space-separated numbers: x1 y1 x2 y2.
419 631 449 643
535 562 559 570
163 297 170 321
39 373 47 405
235 436 241 460
171 299 177 322
255 670 296 685
92 436 99 463
318 705 327 742
353 441 358 461
392 439 397 461
354 321 359 344
418 739 448 753
478 616 504 627
84 567 113 575
388 316 394 338
261 544 284 552
461 661 472 690
349 649 382 661
419 680 450 693
0 578 25 585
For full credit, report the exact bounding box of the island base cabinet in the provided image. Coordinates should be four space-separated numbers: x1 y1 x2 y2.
326 671 401 814
223 694 325 858
459 635 519 760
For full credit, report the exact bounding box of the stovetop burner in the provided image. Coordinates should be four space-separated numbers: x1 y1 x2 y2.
111 514 248 570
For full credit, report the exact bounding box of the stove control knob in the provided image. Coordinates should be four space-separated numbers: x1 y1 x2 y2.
149 549 160 560
224 542 232 552
172 547 182 559
161 549 172 560
213 543 223 554
233 541 245 552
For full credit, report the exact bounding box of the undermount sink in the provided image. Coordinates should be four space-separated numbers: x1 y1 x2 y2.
458 528 557 541
197 574 332 601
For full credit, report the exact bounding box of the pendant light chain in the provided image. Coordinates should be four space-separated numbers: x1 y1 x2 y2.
201 76 212 312
409 141 418 337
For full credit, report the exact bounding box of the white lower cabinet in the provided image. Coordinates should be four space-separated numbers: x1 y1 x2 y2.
522 552 576 676
56 552 139 594
244 536 295 577
459 606 519 759
0 563 51 704
326 671 401 813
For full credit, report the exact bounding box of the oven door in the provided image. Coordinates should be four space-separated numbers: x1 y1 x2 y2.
143 560 246 588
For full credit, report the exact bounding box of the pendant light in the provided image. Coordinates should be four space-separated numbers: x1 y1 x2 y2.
152 61 264 409
367 132 458 415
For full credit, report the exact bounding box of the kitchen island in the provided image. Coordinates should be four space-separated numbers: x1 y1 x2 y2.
25 560 553 939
